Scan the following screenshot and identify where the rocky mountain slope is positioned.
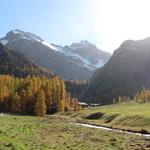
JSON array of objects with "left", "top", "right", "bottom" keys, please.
[{"left": 0, "top": 30, "right": 111, "bottom": 80}]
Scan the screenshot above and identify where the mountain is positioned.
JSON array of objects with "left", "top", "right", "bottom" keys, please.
[
  {"left": 0, "top": 30, "right": 111, "bottom": 80},
  {"left": 87, "top": 38, "right": 150, "bottom": 104},
  {"left": 62, "top": 41, "right": 111, "bottom": 71},
  {"left": 0, "top": 43, "right": 53, "bottom": 78}
]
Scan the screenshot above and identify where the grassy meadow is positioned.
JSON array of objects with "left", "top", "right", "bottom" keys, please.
[
  {"left": 63, "top": 102, "right": 150, "bottom": 133},
  {"left": 0, "top": 114, "right": 150, "bottom": 150},
  {"left": 0, "top": 102, "right": 150, "bottom": 149}
]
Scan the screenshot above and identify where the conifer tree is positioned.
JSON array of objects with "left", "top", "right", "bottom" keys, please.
[
  {"left": 12, "top": 92, "right": 21, "bottom": 113},
  {"left": 20, "top": 89, "right": 26, "bottom": 113},
  {"left": 57, "top": 100, "right": 65, "bottom": 112},
  {"left": 34, "top": 89, "right": 46, "bottom": 116}
]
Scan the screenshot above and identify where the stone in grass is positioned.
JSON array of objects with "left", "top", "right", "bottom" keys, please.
[
  {"left": 6, "top": 143, "right": 14, "bottom": 148},
  {"left": 109, "top": 138, "right": 118, "bottom": 145}
]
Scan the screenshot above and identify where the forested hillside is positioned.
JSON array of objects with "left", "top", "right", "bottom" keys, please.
[
  {"left": 0, "top": 43, "right": 53, "bottom": 78},
  {"left": 87, "top": 38, "right": 150, "bottom": 104},
  {"left": 65, "top": 80, "right": 88, "bottom": 99}
]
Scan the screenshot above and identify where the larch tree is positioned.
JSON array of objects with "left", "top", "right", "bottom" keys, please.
[
  {"left": 34, "top": 89, "right": 46, "bottom": 116},
  {"left": 20, "top": 89, "right": 27, "bottom": 113},
  {"left": 12, "top": 92, "right": 21, "bottom": 113}
]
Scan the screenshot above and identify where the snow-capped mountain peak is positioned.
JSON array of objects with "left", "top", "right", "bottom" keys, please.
[
  {"left": 3, "top": 29, "right": 59, "bottom": 51},
  {"left": 0, "top": 29, "right": 111, "bottom": 75},
  {"left": 70, "top": 40, "right": 96, "bottom": 49},
  {"left": 11, "top": 29, "right": 43, "bottom": 42},
  {"left": 62, "top": 41, "right": 111, "bottom": 70}
]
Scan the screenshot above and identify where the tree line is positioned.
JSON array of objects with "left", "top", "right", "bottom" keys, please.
[
  {"left": 113, "top": 87, "right": 150, "bottom": 104},
  {"left": 0, "top": 75, "right": 81, "bottom": 116},
  {"left": 65, "top": 80, "right": 88, "bottom": 99}
]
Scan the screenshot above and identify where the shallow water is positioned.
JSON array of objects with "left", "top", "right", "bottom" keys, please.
[{"left": 75, "top": 123, "right": 150, "bottom": 138}]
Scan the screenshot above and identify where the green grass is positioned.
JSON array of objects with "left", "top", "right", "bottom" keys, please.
[
  {"left": 62, "top": 102, "right": 150, "bottom": 133},
  {"left": 0, "top": 114, "right": 150, "bottom": 150}
]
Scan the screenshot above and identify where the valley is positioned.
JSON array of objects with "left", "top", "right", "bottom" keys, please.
[
  {"left": 0, "top": 30, "right": 150, "bottom": 149},
  {"left": 1, "top": 0, "right": 150, "bottom": 149},
  {"left": 0, "top": 111, "right": 150, "bottom": 150},
  {"left": 0, "top": 30, "right": 150, "bottom": 150}
]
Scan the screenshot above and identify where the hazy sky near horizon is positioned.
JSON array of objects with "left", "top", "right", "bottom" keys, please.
[{"left": 1, "top": 0, "right": 150, "bottom": 53}]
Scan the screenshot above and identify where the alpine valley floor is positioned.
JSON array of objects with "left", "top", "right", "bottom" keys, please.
[{"left": 0, "top": 103, "right": 150, "bottom": 150}]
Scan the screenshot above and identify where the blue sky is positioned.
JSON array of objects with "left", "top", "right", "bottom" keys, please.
[
  {"left": 0, "top": 0, "right": 99, "bottom": 49},
  {"left": 1, "top": 0, "right": 150, "bottom": 52}
]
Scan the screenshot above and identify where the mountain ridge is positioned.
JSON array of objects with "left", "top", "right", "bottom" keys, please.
[{"left": 0, "top": 29, "right": 111, "bottom": 80}]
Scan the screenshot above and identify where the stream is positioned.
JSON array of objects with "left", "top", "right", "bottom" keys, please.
[{"left": 75, "top": 122, "right": 150, "bottom": 138}]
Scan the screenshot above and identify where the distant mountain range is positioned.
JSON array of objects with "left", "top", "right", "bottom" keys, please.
[
  {"left": 0, "top": 30, "right": 111, "bottom": 80},
  {"left": 0, "top": 43, "right": 53, "bottom": 78},
  {"left": 87, "top": 38, "right": 150, "bottom": 104}
]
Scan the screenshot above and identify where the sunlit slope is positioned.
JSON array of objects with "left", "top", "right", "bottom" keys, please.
[
  {"left": 67, "top": 103, "right": 150, "bottom": 133},
  {"left": 88, "top": 38, "right": 150, "bottom": 104}
]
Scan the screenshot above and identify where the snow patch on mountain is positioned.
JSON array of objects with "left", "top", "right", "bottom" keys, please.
[
  {"left": 55, "top": 47, "right": 102, "bottom": 70},
  {"left": 41, "top": 41, "right": 59, "bottom": 51},
  {"left": 11, "top": 30, "right": 59, "bottom": 51},
  {"left": 95, "top": 60, "right": 104, "bottom": 68},
  {"left": 12, "top": 30, "right": 21, "bottom": 34},
  {"left": 0, "top": 39, "right": 8, "bottom": 45},
  {"left": 70, "top": 40, "right": 95, "bottom": 49}
]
